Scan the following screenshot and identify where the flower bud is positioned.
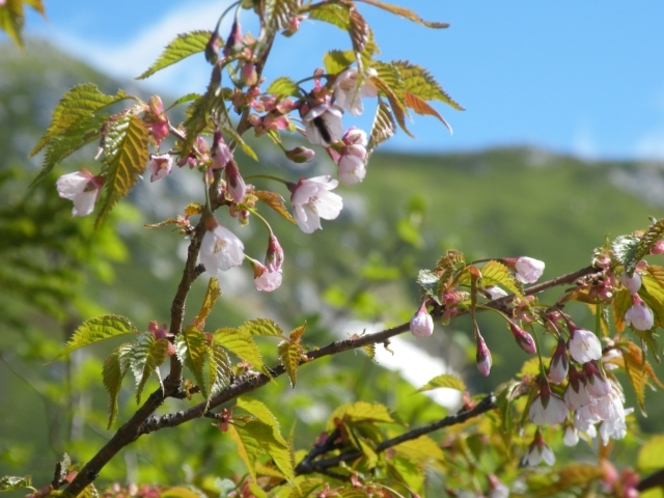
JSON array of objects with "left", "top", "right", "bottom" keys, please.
[
  {"left": 241, "top": 62, "right": 258, "bottom": 87},
  {"left": 620, "top": 272, "right": 642, "bottom": 295},
  {"left": 509, "top": 322, "right": 537, "bottom": 355},
  {"left": 511, "top": 256, "right": 545, "bottom": 284},
  {"left": 409, "top": 304, "right": 434, "bottom": 338},
  {"left": 475, "top": 332, "right": 492, "bottom": 376},
  {"left": 223, "top": 20, "right": 243, "bottom": 57},
  {"left": 548, "top": 336, "right": 569, "bottom": 384},
  {"left": 148, "top": 154, "right": 174, "bottom": 182},
  {"left": 265, "top": 233, "right": 284, "bottom": 273},
  {"left": 285, "top": 146, "right": 316, "bottom": 163},
  {"left": 205, "top": 31, "right": 221, "bottom": 64},
  {"left": 224, "top": 161, "right": 247, "bottom": 203},
  {"left": 625, "top": 294, "right": 654, "bottom": 331}
]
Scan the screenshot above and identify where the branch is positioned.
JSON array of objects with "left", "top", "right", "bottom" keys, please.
[
  {"left": 138, "top": 264, "right": 598, "bottom": 436},
  {"left": 637, "top": 468, "right": 664, "bottom": 492},
  {"left": 294, "top": 394, "right": 496, "bottom": 475}
]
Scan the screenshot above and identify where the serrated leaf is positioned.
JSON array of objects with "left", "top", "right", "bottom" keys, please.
[
  {"left": 214, "top": 328, "right": 268, "bottom": 376},
  {"left": 349, "top": 7, "right": 369, "bottom": 68},
  {"left": 228, "top": 420, "right": 295, "bottom": 484},
  {"left": 362, "top": 342, "right": 375, "bottom": 360},
  {"left": 31, "top": 83, "right": 130, "bottom": 158},
  {"left": 194, "top": 278, "right": 221, "bottom": 329},
  {"left": 612, "top": 234, "right": 641, "bottom": 273},
  {"left": 79, "top": 484, "right": 100, "bottom": 498},
  {"left": 404, "top": 91, "right": 452, "bottom": 133},
  {"left": 239, "top": 317, "right": 284, "bottom": 337},
  {"left": 167, "top": 92, "right": 201, "bottom": 110},
  {"left": 96, "top": 113, "right": 149, "bottom": 227},
  {"left": 394, "top": 435, "right": 445, "bottom": 464},
  {"left": 481, "top": 260, "right": 524, "bottom": 300},
  {"left": 266, "top": 77, "right": 300, "bottom": 98},
  {"left": 52, "top": 314, "right": 139, "bottom": 361},
  {"left": 417, "top": 373, "right": 466, "bottom": 393},
  {"left": 367, "top": 98, "right": 396, "bottom": 154},
  {"left": 278, "top": 339, "right": 303, "bottom": 388},
  {"left": 416, "top": 269, "right": 442, "bottom": 305},
  {"left": 391, "top": 60, "right": 463, "bottom": 110},
  {"left": 372, "top": 76, "right": 413, "bottom": 137},
  {"left": 210, "top": 342, "right": 233, "bottom": 396},
  {"left": 237, "top": 397, "right": 287, "bottom": 445},
  {"left": 175, "top": 327, "right": 209, "bottom": 397},
  {"left": 632, "top": 219, "right": 664, "bottom": 269},
  {"left": 290, "top": 323, "right": 306, "bottom": 342},
  {"left": 0, "top": 475, "right": 32, "bottom": 492},
  {"left": 356, "top": 0, "right": 450, "bottom": 28},
  {"left": 0, "top": 0, "right": 26, "bottom": 48},
  {"left": 138, "top": 30, "right": 212, "bottom": 80},
  {"left": 130, "top": 332, "right": 170, "bottom": 404},
  {"left": 638, "top": 434, "right": 664, "bottom": 473},
  {"left": 267, "top": 0, "right": 302, "bottom": 32},
  {"left": 326, "top": 401, "right": 396, "bottom": 432},
  {"left": 642, "top": 265, "right": 664, "bottom": 333},
  {"left": 323, "top": 50, "right": 355, "bottom": 75},
  {"left": 613, "top": 287, "right": 632, "bottom": 333},
  {"left": 102, "top": 342, "right": 132, "bottom": 428},
  {"left": 161, "top": 486, "right": 206, "bottom": 498},
  {"left": 254, "top": 190, "right": 296, "bottom": 224},
  {"left": 307, "top": 2, "right": 350, "bottom": 30},
  {"left": 288, "top": 478, "right": 323, "bottom": 498},
  {"left": 621, "top": 341, "right": 649, "bottom": 413},
  {"left": 219, "top": 113, "right": 258, "bottom": 161}
]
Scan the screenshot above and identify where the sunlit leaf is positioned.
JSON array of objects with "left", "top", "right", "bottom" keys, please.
[
  {"left": 480, "top": 260, "right": 524, "bottom": 300},
  {"left": 130, "top": 332, "right": 170, "bottom": 404},
  {"left": 307, "top": 2, "right": 350, "bottom": 30},
  {"left": 632, "top": 219, "right": 664, "bottom": 268},
  {"left": 612, "top": 234, "right": 640, "bottom": 274},
  {"left": 372, "top": 76, "right": 413, "bottom": 137},
  {"left": 267, "top": 0, "right": 302, "bottom": 32},
  {"left": 96, "top": 113, "right": 150, "bottom": 227},
  {"left": 213, "top": 329, "right": 268, "bottom": 376},
  {"left": 417, "top": 374, "right": 466, "bottom": 393},
  {"left": 239, "top": 317, "right": 284, "bottom": 337},
  {"left": 394, "top": 435, "right": 445, "bottom": 464},
  {"left": 278, "top": 325, "right": 306, "bottom": 388},
  {"left": 266, "top": 76, "right": 300, "bottom": 98},
  {"left": 237, "top": 397, "right": 287, "bottom": 445},
  {"left": 391, "top": 60, "right": 464, "bottom": 110},
  {"left": 613, "top": 287, "right": 632, "bottom": 334},
  {"left": 326, "top": 401, "right": 396, "bottom": 431},
  {"left": 194, "top": 277, "right": 221, "bottom": 328},
  {"left": 138, "top": 31, "right": 212, "bottom": 80},
  {"left": 161, "top": 486, "right": 206, "bottom": 498},
  {"left": 348, "top": 6, "right": 369, "bottom": 68},
  {"left": 103, "top": 342, "right": 132, "bottom": 428},
  {"left": 52, "top": 314, "right": 139, "bottom": 361},
  {"left": 0, "top": 475, "right": 32, "bottom": 492},
  {"left": 323, "top": 50, "right": 355, "bottom": 75},
  {"left": 638, "top": 434, "right": 664, "bottom": 473},
  {"left": 416, "top": 269, "right": 442, "bottom": 305},
  {"left": 254, "top": 190, "right": 296, "bottom": 224},
  {"left": 367, "top": 98, "right": 396, "bottom": 155},
  {"left": 403, "top": 91, "right": 452, "bottom": 133},
  {"left": 356, "top": 0, "right": 450, "bottom": 28},
  {"left": 175, "top": 327, "right": 209, "bottom": 397}
]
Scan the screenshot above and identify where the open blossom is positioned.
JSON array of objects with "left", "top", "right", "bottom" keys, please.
[
  {"left": 148, "top": 154, "right": 173, "bottom": 182},
  {"left": 583, "top": 361, "right": 612, "bottom": 398},
  {"left": 338, "top": 146, "right": 367, "bottom": 185},
  {"left": 625, "top": 294, "right": 654, "bottom": 331},
  {"left": 563, "top": 426, "right": 579, "bottom": 447},
  {"left": 333, "top": 67, "right": 378, "bottom": 116},
  {"left": 252, "top": 261, "right": 282, "bottom": 292},
  {"left": 568, "top": 326, "right": 602, "bottom": 364},
  {"left": 200, "top": 222, "right": 245, "bottom": 275},
  {"left": 56, "top": 169, "right": 103, "bottom": 217},
  {"left": 523, "top": 431, "right": 555, "bottom": 466},
  {"left": 564, "top": 365, "right": 592, "bottom": 410},
  {"left": 513, "top": 256, "right": 545, "bottom": 284},
  {"left": 301, "top": 104, "right": 343, "bottom": 146},
  {"left": 290, "top": 175, "right": 343, "bottom": 233},
  {"left": 409, "top": 303, "right": 434, "bottom": 338},
  {"left": 529, "top": 381, "right": 569, "bottom": 426}
]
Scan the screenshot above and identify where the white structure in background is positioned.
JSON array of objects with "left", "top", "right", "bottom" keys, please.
[{"left": 337, "top": 321, "right": 463, "bottom": 410}]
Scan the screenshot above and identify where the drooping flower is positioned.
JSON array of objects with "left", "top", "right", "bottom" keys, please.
[
  {"left": 509, "top": 322, "right": 537, "bottom": 354},
  {"left": 224, "top": 160, "right": 247, "bottom": 203},
  {"left": 56, "top": 169, "right": 103, "bottom": 217},
  {"left": 620, "top": 272, "right": 642, "bottom": 295},
  {"left": 251, "top": 260, "right": 282, "bottom": 292},
  {"left": 528, "top": 381, "right": 569, "bottom": 426},
  {"left": 487, "top": 475, "right": 509, "bottom": 498},
  {"left": 301, "top": 103, "right": 344, "bottom": 146},
  {"left": 212, "top": 130, "right": 233, "bottom": 169},
  {"left": 475, "top": 331, "right": 492, "bottom": 377},
  {"left": 333, "top": 67, "right": 378, "bottom": 116},
  {"left": 409, "top": 303, "right": 434, "bottom": 338},
  {"left": 145, "top": 95, "right": 169, "bottom": 145},
  {"left": 625, "top": 294, "right": 654, "bottom": 331},
  {"left": 563, "top": 426, "right": 579, "bottom": 447},
  {"left": 338, "top": 146, "right": 367, "bottom": 185},
  {"left": 563, "top": 365, "right": 592, "bottom": 410},
  {"left": 265, "top": 233, "right": 284, "bottom": 273},
  {"left": 583, "top": 361, "right": 612, "bottom": 398},
  {"left": 290, "top": 175, "right": 343, "bottom": 233},
  {"left": 548, "top": 336, "right": 569, "bottom": 384},
  {"left": 523, "top": 431, "right": 556, "bottom": 466},
  {"left": 148, "top": 154, "right": 174, "bottom": 182},
  {"left": 568, "top": 326, "right": 602, "bottom": 364},
  {"left": 200, "top": 220, "right": 245, "bottom": 275},
  {"left": 512, "top": 256, "right": 545, "bottom": 284}
]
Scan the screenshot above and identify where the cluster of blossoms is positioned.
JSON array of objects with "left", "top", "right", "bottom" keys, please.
[{"left": 55, "top": 17, "right": 382, "bottom": 296}]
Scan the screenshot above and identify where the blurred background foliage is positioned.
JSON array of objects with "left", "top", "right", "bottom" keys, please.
[{"left": 2, "top": 40, "right": 664, "bottom": 495}]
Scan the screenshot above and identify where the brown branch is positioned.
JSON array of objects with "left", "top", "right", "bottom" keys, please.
[
  {"left": 294, "top": 394, "right": 496, "bottom": 475},
  {"left": 637, "top": 468, "right": 664, "bottom": 492}
]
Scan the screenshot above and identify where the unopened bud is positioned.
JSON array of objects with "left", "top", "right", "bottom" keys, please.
[
  {"left": 285, "top": 146, "right": 316, "bottom": 163},
  {"left": 409, "top": 303, "right": 434, "bottom": 338},
  {"left": 475, "top": 332, "right": 492, "bottom": 376},
  {"left": 205, "top": 31, "right": 221, "bottom": 64}
]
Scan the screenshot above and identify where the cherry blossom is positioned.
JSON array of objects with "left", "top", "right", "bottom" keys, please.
[
  {"left": 148, "top": 154, "right": 173, "bottom": 182},
  {"left": 529, "top": 382, "right": 569, "bottom": 426},
  {"left": 523, "top": 431, "right": 555, "bottom": 466},
  {"left": 301, "top": 104, "right": 343, "bottom": 146},
  {"left": 56, "top": 169, "right": 103, "bottom": 217},
  {"left": 509, "top": 322, "right": 537, "bottom": 354},
  {"left": 508, "top": 256, "right": 545, "bottom": 284},
  {"left": 409, "top": 303, "right": 434, "bottom": 338},
  {"left": 620, "top": 272, "right": 642, "bottom": 295},
  {"left": 548, "top": 336, "right": 569, "bottom": 384},
  {"left": 290, "top": 175, "right": 343, "bottom": 233},
  {"left": 568, "top": 326, "right": 602, "bottom": 364},
  {"left": 224, "top": 161, "right": 247, "bottom": 203},
  {"left": 252, "top": 261, "right": 282, "bottom": 292},
  {"left": 333, "top": 67, "right": 378, "bottom": 116},
  {"left": 200, "top": 222, "right": 245, "bottom": 275},
  {"left": 625, "top": 294, "right": 654, "bottom": 331},
  {"left": 563, "top": 426, "right": 579, "bottom": 447},
  {"left": 485, "top": 285, "right": 508, "bottom": 300}
]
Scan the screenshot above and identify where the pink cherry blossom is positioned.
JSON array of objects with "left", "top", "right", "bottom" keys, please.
[
  {"left": 333, "top": 67, "right": 378, "bottom": 116},
  {"left": 528, "top": 382, "right": 569, "bottom": 426},
  {"left": 523, "top": 431, "right": 555, "bottom": 466},
  {"left": 563, "top": 365, "right": 592, "bottom": 410},
  {"left": 252, "top": 261, "right": 282, "bottom": 292},
  {"left": 563, "top": 426, "right": 579, "bottom": 447},
  {"left": 56, "top": 169, "right": 103, "bottom": 217},
  {"left": 224, "top": 161, "right": 247, "bottom": 203},
  {"left": 212, "top": 131, "right": 233, "bottom": 169},
  {"left": 265, "top": 233, "right": 284, "bottom": 273},
  {"left": 475, "top": 332, "right": 492, "bottom": 377},
  {"left": 338, "top": 147, "right": 367, "bottom": 185},
  {"left": 620, "top": 272, "right": 642, "bottom": 295},
  {"left": 285, "top": 146, "right": 315, "bottom": 163},
  {"left": 625, "top": 294, "right": 654, "bottom": 331},
  {"left": 568, "top": 326, "right": 602, "bottom": 364},
  {"left": 583, "top": 361, "right": 612, "bottom": 398},
  {"left": 509, "top": 322, "right": 537, "bottom": 354},
  {"left": 513, "top": 256, "right": 545, "bottom": 284},
  {"left": 200, "top": 223, "right": 245, "bottom": 275},
  {"left": 148, "top": 154, "right": 174, "bottom": 182},
  {"left": 548, "top": 337, "right": 569, "bottom": 384},
  {"left": 290, "top": 175, "right": 343, "bottom": 233},
  {"left": 409, "top": 303, "right": 434, "bottom": 338},
  {"left": 301, "top": 104, "right": 344, "bottom": 146}
]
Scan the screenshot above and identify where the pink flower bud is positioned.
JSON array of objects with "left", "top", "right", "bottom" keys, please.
[
  {"left": 620, "top": 272, "right": 642, "bottom": 294},
  {"left": 510, "top": 256, "right": 545, "bottom": 284},
  {"left": 625, "top": 294, "right": 654, "bottom": 331},
  {"left": 265, "top": 233, "right": 284, "bottom": 272},
  {"left": 509, "top": 322, "right": 537, "bottom": 354},
  {"left": 285, "top": 146, "right": 316, "bottom": 163},
  {"left": 475, "top": 332, "right": 492, "bottom": 376},
  {"left": 409, "top": 303, "right": 434, "bottom": 338},
  {"left": 548, "top": 336, "right": 569, "bottom": 384},
  {"left": 205, "top": 31, "right": 221, "bottom": 64},
  {"left": 650, "top": 240, "right": 664, "bottom": 255},
  {"left": 223, "top": 20, "right": 243, "bottom": 57},
  {"left": 338, "top": 146, "right": 367, "bottom": 185},
  {"left": 224, "top": 161, "right": 247, "bottom": 203},
  {"left": 212, "top": 130, "right": 233, "bottom": 169},
  {"left": 241, "top": 62, "right": 258, "bottom": 87}
]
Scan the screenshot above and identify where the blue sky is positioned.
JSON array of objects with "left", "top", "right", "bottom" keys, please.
[{"left": 16, "top": 1, "right": 664, "bottom": 161}]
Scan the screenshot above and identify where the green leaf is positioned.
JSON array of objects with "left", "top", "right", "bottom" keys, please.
[
  {"left": 209, "top": 342, "right": 233, "bottom": 397},
  {"left": 102, "top": 343, "right": 132, "bottom": 428},
  {"left": 237, "top": 397, "right": 287, "bottom": 445},
  {"left": 416, "top": 269, "right": 442, "bottom": 305},
  {"left": 356, "top": 0, "right": 450, "bottom": 28},
  {"left": 307, "top": 2, "right": 350, "bottom": 30},
  {"left": 612, "top": 234, "right": 641, "bottom": 274},
  {"left": 613, "top": 287, "right": 632, "bottom": 333},
  {"left": 394, "top": 435, "right": 445, "bottom": 464},
  {"left": 0, "top": 0, "right": 25, "bottom": 48},
  {"left": 52, "top": 314, "right": 139, "bottom": 361},
  {"left": 0, "top": 475, "right": 32, "bottom": 492},
  {"left": 323, "top": 50, "right": 355, "bottom": 75},
  {"left": 175, "top": 327, "right": 209, "bottom": 397},
  {"left": 287, "top": 478, "right": 323, "bottom": 498},
  {"left": 31, "top": 83, "right": 130, "bottom": 158},
  {"left": 228, "top": 420, "right": 295, "bottom": 484},
  {"left": 239, "top": 317, "right": 284, "bottom": 337},
  {"left": 266, "top": 77, "right": 300, "bottom": 98},
  {"left": 96, "top": 112, "right": 149, "bottom": 226},
  {"left": 138, "top": 30, "right": 212, "bottom": 80},
  {"left": 130, "top": 332, "right": 170, "bottom": 404},
  {"left": 638, "top": 434, "right": 664, "bottom": 473},
  {"left": 417, "top": 373, "right": 466, "bottom": 393},
  {"left": 194, "top": 277, "right": 221, "bottom": 328},
  {"left": 326, "top": 401, "right": 396, "bottom": 432},
  {"left": 254, "top": 190, "right": 296, "bottom": 224},
  {"left": 367, "top": 98, "right": 396, "bottom": 154},
  {"left": 278, "top": 325, "right": 306, "bottom": 388},
  {"left": 391, "top": 60, "right": 463, "bottom": 110},
  {"left": 213, "top": 329, "right": 268, "bottom": 376},
  {"left": 167, "top": 92, "right": 202, "bottom": 110},
  {"left": 481, "top": 260, "right": 524, "bottom": 300},
  {"left": 267, "top": 0, "right": 302, "bottom": 32},
  {"left": 161, "top": 486, "right": 207, "bottom": 498}
]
